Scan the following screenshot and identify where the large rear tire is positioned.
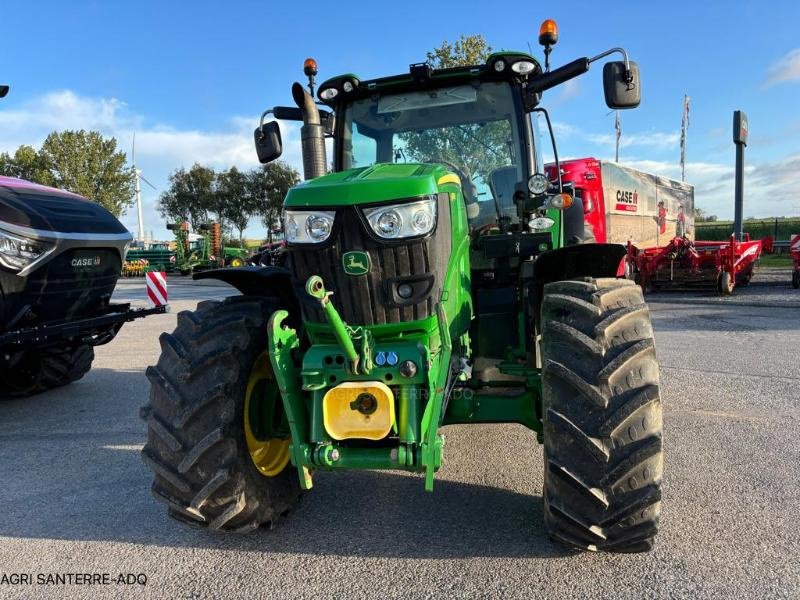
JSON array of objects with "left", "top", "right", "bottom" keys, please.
[
  {"left": 141, "top": 296, "right": 301, "bottom": 532},
  {"left": 0, "top": 345, "right": 94, "bottom": 398},
  {"left": 540, "top": 277, "right": 662, "bottom": 553}
]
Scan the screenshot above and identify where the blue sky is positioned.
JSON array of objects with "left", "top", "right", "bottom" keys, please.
[{"left": 2, "top": 0, "right": 799, "bottom": 239}]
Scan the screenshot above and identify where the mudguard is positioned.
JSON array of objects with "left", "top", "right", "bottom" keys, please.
[
  {"left": 530, "top": 243, "right": 627, "bottom": 315},
  {"left": 193, "top": 266, "right": 300, "bottom": 316}
]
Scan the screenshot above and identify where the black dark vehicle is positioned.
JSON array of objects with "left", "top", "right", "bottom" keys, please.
[{"left": 0, "top": 176, "right": 165, "bottom": 397}]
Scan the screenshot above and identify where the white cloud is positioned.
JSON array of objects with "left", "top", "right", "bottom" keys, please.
[
  {"left": 620, "top": 156, "right": 800, "bottom": 219},
  {"left": 0, "top": 90, "right": 305, "bottom": 239},
  {"left": 764, "top": 48, "right": 800, "bottom": 87}
]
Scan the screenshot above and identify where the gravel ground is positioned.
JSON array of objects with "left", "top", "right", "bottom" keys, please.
[{"left": 0, "top": 275, "right": 798, "bottom": 599}]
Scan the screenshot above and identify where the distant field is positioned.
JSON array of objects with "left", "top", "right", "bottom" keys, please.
[{"left": 695, "top": 218, "right": 800, "bottom": 241}]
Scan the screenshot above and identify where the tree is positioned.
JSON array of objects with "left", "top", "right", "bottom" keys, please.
[
  {"left": 248, "top": 162, "right": 300, "bottom": 242},
  {"left": 158, "top": 164, "right": 216, "bottom": 229},
  {"left": 217, "top": 166, "right": 255, "bottom": 244},
  {"left": 425, "top": 34, "right": 493, "bottom": 69},
  {"left": 38, "top": 130, "right": 135, "bottom": 216},
  {"left": 0, "top": 145, "right": 51, "bottom": 183},
  {"left": 402, "top": 35, "right": 510, "bottom": 183}
]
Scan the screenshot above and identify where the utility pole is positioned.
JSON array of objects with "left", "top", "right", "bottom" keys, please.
[
  {"left": 131, "top": 132, "right": 157, "bottom": 242},
  {"left": 614, "top": 110, "right": 621, "bottom": 163},
  {"left": 132, "top": 133, "right": 145, "bottom": 241},
  {"left": 680, "top": 94, "right": 690, "bottom": 181}
]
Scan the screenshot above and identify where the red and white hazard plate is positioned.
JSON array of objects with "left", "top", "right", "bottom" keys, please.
[{"left": 145, "top": 271, "right": 168, "bottom": 307}]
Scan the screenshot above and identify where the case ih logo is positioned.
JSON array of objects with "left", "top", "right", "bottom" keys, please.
[
  {"left": 615, "top": 189, "right": 639, "bottom": 212},
  {"left": 71, "top": 256, "right": 101, "bottom": 268}
]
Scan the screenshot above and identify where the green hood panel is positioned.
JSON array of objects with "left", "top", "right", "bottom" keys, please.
[{"left": 284, "top": 163, "right": 452, "bottom": 208}]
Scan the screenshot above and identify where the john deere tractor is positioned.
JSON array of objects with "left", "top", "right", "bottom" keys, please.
[{"left": 142, "top": 21, "right": 662, "bottom": 552}]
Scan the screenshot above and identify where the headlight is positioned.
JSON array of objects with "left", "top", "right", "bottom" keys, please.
[
  {"left": 0, "top": 229, "right": 51, "bottom": 271},
  {"left": 284, "top": 210, "right": 336, "bottom": 243},
  {"left": 363, "top": 198, "right": 437, "bottom": 240},
  {"left": 528, "top": 173, "right": 549, "bottom": 195},
  {"left": 511, "top": 60, "right": 536, "bottom": 75},
  {"left": 529, "top": 216, "right": 555, "bottom": 231}
]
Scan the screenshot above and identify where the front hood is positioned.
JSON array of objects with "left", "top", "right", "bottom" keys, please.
[
  {"left": 284, "top": 163, "right": 453, "bottom": 208},
  {"left": 0, "top": 177, "right": 128, "bottom": 235}
]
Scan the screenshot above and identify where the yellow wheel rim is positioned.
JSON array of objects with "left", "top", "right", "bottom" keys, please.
[
  {"left": 244, "top": 352, "right": 291, "bottom": 477},
  {"left": 231, "top": 257, "right": 245, "bottom": 267}
]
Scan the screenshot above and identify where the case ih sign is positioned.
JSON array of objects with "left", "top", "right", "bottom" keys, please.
[{"left": 615, "top": 189, "right": 639, "bottom": 212}]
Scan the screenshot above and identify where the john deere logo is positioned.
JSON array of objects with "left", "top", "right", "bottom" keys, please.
[{"left": 342, "top": 251, "right": 370, "bottom": 276}]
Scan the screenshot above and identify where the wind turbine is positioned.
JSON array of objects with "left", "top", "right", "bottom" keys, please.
[{"left": 131, "top": 132, "right": 157, "bottom": 241}]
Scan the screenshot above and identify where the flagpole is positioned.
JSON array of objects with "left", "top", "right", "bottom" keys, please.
[{"left": 680, "top": 94, "right": 690, "bottom": 181}]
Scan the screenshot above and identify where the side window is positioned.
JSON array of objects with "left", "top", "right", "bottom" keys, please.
[{"left": 530, "top": 113, "right": 545, "bottom": 174}]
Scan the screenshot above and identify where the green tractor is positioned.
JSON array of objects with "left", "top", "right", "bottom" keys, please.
[{"left": 142, "top": 22, "right": 662, "bottom": 552}]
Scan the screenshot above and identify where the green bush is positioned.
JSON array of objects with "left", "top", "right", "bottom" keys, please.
[{"left": 695, "top": 218, "right": 800, "bottom": 241}]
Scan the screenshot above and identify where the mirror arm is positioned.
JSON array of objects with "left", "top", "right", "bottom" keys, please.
[
  {"left": 527, "top": 58, "right": 590, "bottom": 93},
  {"left": 589, "top": 47, "right": 633, "bottom": 85},
  {"left": 257, "top": 109, "right": 274, "bottom": 136}
]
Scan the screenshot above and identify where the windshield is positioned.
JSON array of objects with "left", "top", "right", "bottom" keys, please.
[{"left": 341, "top": 81, "right": 525, "bottom": 227}]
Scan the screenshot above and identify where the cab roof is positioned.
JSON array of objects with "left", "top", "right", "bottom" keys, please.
[{"left": 317, "top": 52, "right": 542, "bottom": 106}]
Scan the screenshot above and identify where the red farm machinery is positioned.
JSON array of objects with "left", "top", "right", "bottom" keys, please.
[
  {"left": 791, "top": 234, "right": 800, "bottom": 289},
  {"left": 545, "top": 157, "right": 766, "bottom": 295}
]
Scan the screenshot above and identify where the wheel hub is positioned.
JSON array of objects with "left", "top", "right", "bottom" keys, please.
[{"left": 243, "top": 352, "right": 290, "bottom": 477}]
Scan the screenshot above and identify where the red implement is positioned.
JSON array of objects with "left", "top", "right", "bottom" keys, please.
[
  {"left": 790, "top": 234, "right": 800, "bottom": 289},
  {"left": 626, "top": 234, "right": 764, "bottom": 295}
]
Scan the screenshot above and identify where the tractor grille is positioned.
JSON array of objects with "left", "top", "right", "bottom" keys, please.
[
  {"left": 2, "top": 248, "right": 121, "bottom": 328},
  {"left": 288, "top": 194, "right": 451, "bottom": 326}
]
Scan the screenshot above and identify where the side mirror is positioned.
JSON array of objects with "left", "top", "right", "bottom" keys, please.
[
  {"left": 254, "top": 121, "right": 283, "bottom": 164},
  {"left": 603, "top": 61, "right": 641, "bottom": 109},
  {"left": 166, "top": 223, "right": 178, "bottom": 231}
]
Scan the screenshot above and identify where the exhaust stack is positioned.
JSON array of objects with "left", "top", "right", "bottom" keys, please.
[{"left": 292, "top": 82, "right": 327, "bottom": 180}]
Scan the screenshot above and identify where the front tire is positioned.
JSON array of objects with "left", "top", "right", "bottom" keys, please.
[
  {"left": 141, "top": 296, "right": 301, "bottom": 532},
  {"left": 540, "top": 278, "right": 662, "bottom": 553},
  {"left": 0, "top": 345, "right": 94, "bottom": 398}
]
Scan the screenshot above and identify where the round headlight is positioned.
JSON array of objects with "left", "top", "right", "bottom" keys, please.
[
  {"left": 493, "top": 60, "right": 506, "bottom": 72},
  {"left": 511, "top": 61, "right": 535, "bottom": 75},
  {"left": 411, "top": 209, "right": 433, "bottom": 234},
  {"left": 376, "top": 210, "right": 402, "bottom": 238},
  {"left": 342, "top": 80, "right": 354, "bottom": 93},
  {"left": 306, "top": 214, "right": 332, "bottom": 241},
  {"left": 285, "top": 214, "right": 300, "bottom": 242},
  {"left": 528, "top": 173, "right": 549, "bottom": 195},
  {"left": 319, "top": 87, "right": 338, "bottom": 100}
]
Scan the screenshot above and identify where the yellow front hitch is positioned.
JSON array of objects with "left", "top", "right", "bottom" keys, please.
[{"left": 322, "top": 381, "right": 395, "bottom": 441}]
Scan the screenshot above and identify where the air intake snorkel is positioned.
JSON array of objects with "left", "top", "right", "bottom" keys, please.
[{"left": 292, "top": 82, "right": 328, "bottom": 180}]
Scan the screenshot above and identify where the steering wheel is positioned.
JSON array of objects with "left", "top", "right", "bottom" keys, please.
[{"left": 427, "top": 160, "right": 478, "bottom": 205}]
